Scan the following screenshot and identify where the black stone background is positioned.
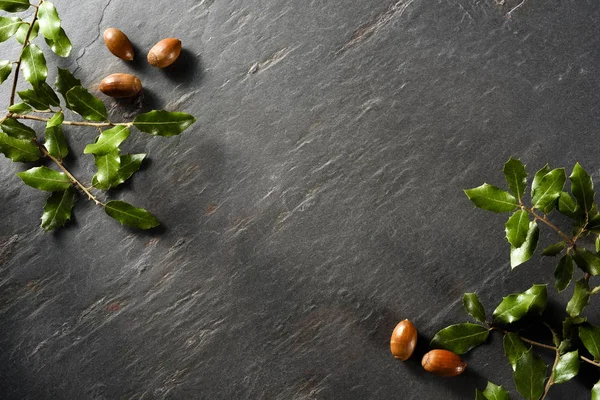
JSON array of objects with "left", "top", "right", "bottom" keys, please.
[{"left": 1, "top": 0, "right": 600, "bottom": 398}]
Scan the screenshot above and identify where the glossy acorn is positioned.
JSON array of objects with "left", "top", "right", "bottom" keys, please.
[
  {"left": 103, "top": 28, "right": 134, "bottom": 61},
  {"left": 421, "top": 349, "right": 466, "bottom": 377},
  {"left": 99, "top": 73, "right": 142, "bottom": 98},
  {"left": 147, "top": 38, "right": 182, "bottom": 68},
  {"left": 390, "top": 320, "right": 418, "bottom": 361}
]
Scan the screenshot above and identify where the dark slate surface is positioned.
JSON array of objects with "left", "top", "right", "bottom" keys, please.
[{"left": 1, "top": 0, "right": 600, "bottom": 398}]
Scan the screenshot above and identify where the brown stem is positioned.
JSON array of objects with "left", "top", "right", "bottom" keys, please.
[
  {"left": 38, "top": 144, "right": 105, "bottom": 206},
  {"left": 9, "top": 2, "right": 41, "bottom": 106},
  {"left": 541, "top": 350, "right": 559, "bottom": 400},
  {"left": 524, "top": 206, "right": 574, "bottom": 245},
  {"left": 11, "top": 113, "right": 132, "bottom": 128},
  {"left": 581, "top": 356, "right": 600, "bottom": 368}
]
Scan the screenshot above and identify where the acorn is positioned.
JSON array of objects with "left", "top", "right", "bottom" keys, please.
[
  {"left": 99, "top": 73, "right": 142, "bottom": 98},
  {"left": 421, "top": 349, "right": 467, "bottom": 377},
  {"left": 147, "top": 38, "right": 182, "bottom": 68},
  {"left": 390, "top": 320, "right": 418, "bottom": 361},
  {"left": 103, "top": 28, "right": 134, "bottom": 61}
]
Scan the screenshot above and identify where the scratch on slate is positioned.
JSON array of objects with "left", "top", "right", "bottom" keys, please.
[
  {"left": 337, "top": 0, "right": 414, "bottom": 54},
  {"left": 73, "top": 0, "right": 114, "bottom": 75},
  {"left": 246, "top": 46, "right": 299, "bottom": 75}
]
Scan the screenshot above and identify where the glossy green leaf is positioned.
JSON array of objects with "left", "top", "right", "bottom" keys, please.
[
  {"left": 430, "top": 323, "right": 489, "bottom": 354},
  {"left": 570, "top": 163, "right": 595, "bottom": 212},
  {"left": 464, "top": 183, "right": 518, "bottom": 213},
  {"left": 133, "top": 110, "right": 196, "bottom": 137},
  {"left": 104, "top": 200, "right": 160, "bottom": 229},
  {"left": 579, "top": 324, "right": 600, "bottom": 361},
  {"left": 566, "top": 279, "right": 590, "bottom": 318},
  {"left": 476, "top": 390, "right": 487, "bottom": 400},
  {"left": 20, "top": 43, "right": 47, "bottom": 84},
  {"left": 8, "top": 102, "right": 32, "bottom": 114},
  {"left": 18, "top": 88, "right": 49, "bottom": 109},
  {"left": 83, "top": 126, "right": 130, "bottom": 156},
  {"left": 531, "top": 168, "right": 565, "bottom": 213},
  {"left": 493, "top": 284, "right": 547, "bottom": 324},
  {"left": 0, "top": 131, "right": 40, "bottom": 162},
  {"left": 16, "top": 166, "right": 71, "bottom": 191},
  {"left": 0, "top": 16, "right": 21, "bottom": 42},
  {"left": 557, "top": 192, "right": 581, "bottom": 219},
  {"left": 573, "top": 248, "right": 600, "bottom": 276},
  {"left": 531, "top": 164, "right": 550, "bottom": 194},
  {"left": 0, "top": 59, "right": 11, "bottom": 84},
  {"left": 33, "top": 81, "right": 60, "bottom": 107},
  {"left": 0, "top": 0, "right": 30, "bottom": 12},
  {"left": 554, "top": 254, "right": 574, "bottom": 292},
  {"left": 38, "top": 1, "right": 61, "bottom": 41},
  {"left": 563, "top": 317, "right": 586, "bottom": 341},
  {"left": 503, "top": 157, "right": 527, "bottom": 200},
  {"left": 505, "top": 210, "right": 529, "bottom": 248},
  {"left": 558, "top": 339, "right": 572, "bottom": 355},
  {"left": 592, "top": 379, "right": 600, "bottom": 400},
  {"left": 44, "top": 27, "right": 71, "bottom": 57},
  {"left": 92, "top": 153, "right": 120, "bottom": 190},
  {"left": 463, "top": 292, "right": 486, "bottom": 323},
  {"left": 14, "top": 20, "right": 38, "bottom": 44},
  {"left": 481, "top": 382, "right": 511, "bottom": 400},
  {"left": 588, "top": 214, "right": 600, "bottom": 234},
  {"left": 45, "top": 112, "right": 68, "bottom": 160},
  {"left": 54, "top": 67, "right": 80, "bottom": 100},
  {"left": 116, "top": 153, "right": 145, "bottom": 186},
  {"left": 541, "top": 242, "right": 566, "bottom": 257},
  {"left": 510, "top": 221, "right": 539, "bottom": 269},
  {"left": 513, "top": 349, "right": 547, "bottom": 400},
  {"left": 504, "top": 332, "right": 530, "bottom": 371},
  {"left": 1, "top": 118, "right": 35, "bottom": 139},
  {"left": 41, "top": 187, "right": 76, "bottom": 231},
  {"left": 553, "top": 350, "right": 579, "bottom": 384},
  {"left": 596, "top": 236, "right": 600, "bottom": 253},
  {"left": 66, "top": 86, "right": 107, "bottom": 121}
]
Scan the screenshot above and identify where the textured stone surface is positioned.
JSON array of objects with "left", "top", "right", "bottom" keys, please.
[{"left": 1, "top": 0, "right": 600, "bottom": 398}]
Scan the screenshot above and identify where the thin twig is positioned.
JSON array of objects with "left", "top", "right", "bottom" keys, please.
[
  {"left": 11, "top": 113, "right": 132, "bottom": 128},
  {"left": 581, "top": 356, "right": 600, "bottom": 368},
  {"left": 541, "top": 350, "right": 559, "bottom": 400},
  {"left": 524, "top": 206, "right": 574, "bottom": 244}
]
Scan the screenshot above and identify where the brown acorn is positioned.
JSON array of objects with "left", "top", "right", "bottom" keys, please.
[
  {"left": 390, "top": 320, "right": 418, "bottom": 361},
  {"left": 147, "top": 38, "right": 182, "bottom": 68},
  {"left": 103, "top": 28, "right": 134, "bottom": 61},
  {"left": 98, "top": 73, "right": 142, "bottom": 98},
  {"left": 421, "top": 349, "right": 466, "bottom": 377}
]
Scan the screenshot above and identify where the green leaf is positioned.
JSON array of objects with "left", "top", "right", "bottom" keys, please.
[
  {"left": 552, "top": 350, "right": 579, "bottom": 384},
  {"left": 592, "top": 379, "right": 600, "bottom": 400},
  {"left": 557, "top": 191, "right": 581, "bottom": 219},
  {"left": 510, "top": 221, "right": 539, "bottom": 269},
  {"left": 504, "top": 332, "right": 530, "bottom": 371},
  {"left": 41, "top": 187, "right": 76, "bottom": 231},
  {"left": 133, "top": 110, "right": 196, "bottom": 137},
  {"left": 588, "top": 214, "right": 600, "bottom": 234},
  {"left": 570, "top": 163, "right": 595, "bottom": 213},
  {"left": 44, "top": 27, "right": 71, "bottom": 57},
  {"left": 558, "top": 339, "right": 572, "bottom": 355},
  {"left": 579, "top": 324, "right": 600, "bottom": 361},
  {"left": 1, "top": 118, "right": 35, "bottom": 139},
  {"left": 116, "top": 153, "right": 145, "bottom": 185},
  {"left": 563, "top": 317, "right": 586, "bottom": 341},
  {"left": 566, "top": 279, "right": 591, "bottom": 318},
  {"left": 16, "top": 166, "right": 71, "bottom": 191},
  {"left": 531, "top": 164, "right": 550, "bottom": 195},
  {"left": 493, "top": 284, "right": 547, "bottom": 324},
  {"left": 541, "top": 242, "right": 566, "bottom": 257},
  {"left": 554, "top": 254, "right": 574, "bottom": 292},
  {"left": 20, "top": 43, "right": 47, "bottom": 84},
  {"left": 0, "top": 131, "right": 40, "bottom": 162},
  {"left": 513, "top": 349, "right": 547, "bottom": 400},
  {"left": 481, "top": 381, "right": 511, "bottom": 400},
  {"left": 503, "top": 157, "right": 527, "bottom": 200},
  {"left": 54, "top": 67, "right": 80, "bottom": 101},
  {"left": 0, "top": 0, "right": 30, "bottom": 12},
  {"left": 531, "top": 168, "right": 565, "bottom": 213},
  {"left": 573, "top": 248, "right": 600, "bottom": 276},
  {"left": 0, "top": 16, "right": 22, "bottom": 42},
  {"left": 45, "top": 112, "right": 68, "bottom": 160},
  {"left": 92, "top": 153, "right": 120, "bottom": 190},
  {"left": 0, "top": 59, "right": 12, "bottom": 84},
  {"left": 476, "top": 390, "right": 487, "bottom": 400},
  {"left": 464, "top": 183, "right": 518, "bottom": 213},
  {"left": 83, "top": 126, "right": 130, "bottom": 156},
  {"left": 430, "top": 323, "right": 489, "bottom": 354},
  {"left": 8, "top": 102, "right": 32, "bottom": 114},
  {"left": 66, "top": 86, "right": 107, "bottom": 121},
  {"left": 505, "top": 210, "right": 529, "bottom": 248},
  {"left": 104, "top": 200, "right": 160, "bottom": 229},
  {"left": 463, "top": 293, "right": 486, "bottom": 323},
  {"left": 18, "top": 88, "right": 49, "bottom": 110},
  {"left": 32, "top": 81, "right": 60, "bottom": 107},
  {"left": 38, "top": 1, "right": 61, "bottom": 41},
  {"left": 597, "top": 236, "right": 600, "bottom": 253},
  {"left": 14, "top": 20, "right": 38, "bottom": 44}
]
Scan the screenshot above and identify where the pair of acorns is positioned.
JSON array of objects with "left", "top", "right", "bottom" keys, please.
[
  {"left": 98, "top": 28, "right": 182, "bottom": 98},
  {"left": 390, "top": 320, "right": 466, "bottom": 377}
]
